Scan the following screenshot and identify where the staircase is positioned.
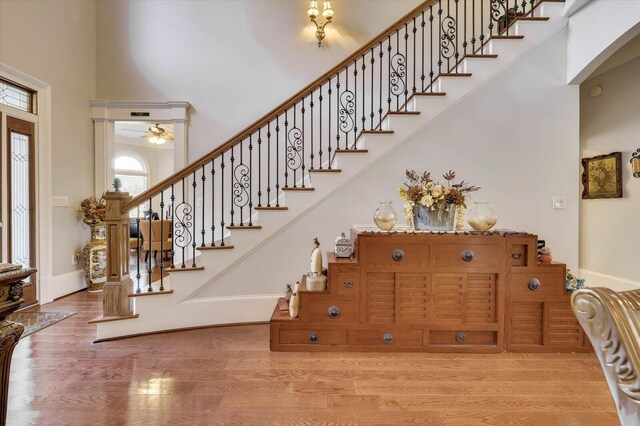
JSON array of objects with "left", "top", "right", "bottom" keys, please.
[{"left": 93, "top": 0, "right": 568, "bottom": 341}]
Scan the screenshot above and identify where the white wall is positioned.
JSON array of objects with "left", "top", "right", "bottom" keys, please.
[
  {"left": 96, "top": 0, "right": 422, "bottom": 160},
  {"left": 566, "top": 0, "right": 640, "bottom": 84},
  {"left": 580, "top": 56, "right": 640, "bottom": 290},
  {"left": 0, "top": 1, "right": 96, "bottom": 283},
  {"left": 197, "top": 29, "right": 580, "bottom": 299}
]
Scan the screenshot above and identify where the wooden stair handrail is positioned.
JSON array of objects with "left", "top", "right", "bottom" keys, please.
[{"left": 122, "top": 0, "right": 437, "bottom": 212}]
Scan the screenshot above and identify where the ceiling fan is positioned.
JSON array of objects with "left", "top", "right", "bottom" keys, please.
[{"left": 141, "top": 124, "right": 174, "bottom": 145}]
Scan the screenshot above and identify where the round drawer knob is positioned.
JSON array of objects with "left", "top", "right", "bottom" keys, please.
[
  {"left": 383, "top": 333, "right": 394, "bottom": 344},
  {"left": 392, "top": 249, "right": 405, "bottom": 262},
  {"left": 455, "top": 332, "right": 466, "bottom": 343},
  {"left": 528, "top": 278, "right": 541, "bottom": 291},
  {"left": 461, "top": 249, "right": 475, "bottom": 262},
  {"left": 308, "top": 332, "right": 319, "bottom": 343},
  {"left": 343, "top": 281, "right": 354, "bottom": 289},
  {"left": 327, "top": 305, "right": 341, "bottom": 319}
]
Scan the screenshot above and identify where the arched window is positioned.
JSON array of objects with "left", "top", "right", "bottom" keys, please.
[{"left": 114, "top": 154, "right": 148, "bottom": 196}]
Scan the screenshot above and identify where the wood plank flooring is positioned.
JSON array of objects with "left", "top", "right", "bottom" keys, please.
[{"left": 7, "top": 291, "right": 619, "bottom": 425}]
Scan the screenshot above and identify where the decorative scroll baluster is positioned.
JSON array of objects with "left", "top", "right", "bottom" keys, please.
[
  {"left": 147, "top": 198, "right": 152, "bottom": 290},
  {"left": 267, "top": 124, "right": 272, "bottom": 204},
  {"left": 284, "top": 110, "right": 289, "bottom": 187},
  {"left": 258, "top": 129, "right": 262, "bottom": 207},
  {"left": 229, "top": 147, "right": 235, "bottom": 225},
  {"left": 159, "top": 191, "right": 165, "bottom": 291},
  {"left": 191, "top": 171, "right": 197, "bottom": 266},
  {"left": 220, "top": 152, "right": 226, "bottom": 245},
  {"left": 339, "top": 66, "right": 355, "bottom": 149},
  {"left": 390, "top": 31, "right": 406, "bottom": 111},
  {"left": 201, "top": 165, "right": 206, "bottom": 247},
  {"left": 287, "top": 105, "right": 303, "bottom": 187},
  {"left": 211, "top": 159, "right": 215, "bottom": 246},
  {"left": 176, "top": 179, "right": 190, "bottom": 268},
  {"left": 232, "top": 141, "right": 249, "bottom": 224},
  {"left": 441, "top": 0, "right": 457, "bottom": 73}
]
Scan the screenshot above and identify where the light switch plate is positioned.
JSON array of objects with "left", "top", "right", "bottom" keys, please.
[
  {"left": 552, "top": 196, "right": 566, "bottom": 210},
  {"left": 52, "top": 196, "right": 69, "bottom": 207}
]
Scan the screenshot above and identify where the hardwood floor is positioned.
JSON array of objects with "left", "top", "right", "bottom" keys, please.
[{"left": 7, "top": 291, "right": 618, "bottom": 425}]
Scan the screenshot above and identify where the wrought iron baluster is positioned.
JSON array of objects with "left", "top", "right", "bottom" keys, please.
[
  {"left": 191, "top": 171, "right": 197, "bottom": 266},
  {"left": 201, "top": 165, "right": 206, "bottom": 247},
  {"left": 455, "top": 0, "right": 460, "bottom": 70},
  {"left": 529, "top": 0, "right": 535, "bottom": 18},
  {"left": 480, "top": 0, "right": 485, "bottom": 54},
  {"left": 353, "top": 59, "right": 358, "bottom": 146},
  {"left": 387, "top": 36, "right": 392, "bottom": 112},
  {"left": 438, "top": 0, "right": 443, "bottom": 75},
  {"left": 275, "top": 116, "right": 281, "bottom": 201},
  {"left": 404, "top": 24, "right": 409, "bottom": 110},
  {"left": 328, "top": 77, "right": 332, "bottom": 166},
  {"left": 472, "top": 0, "right": 476, "bottom": 53},
  {"left": 159, "top": 191, "right": 165, "bottom": 291},
  {"left": 379, "top": 42, "right": 383, "bottom": 124},
  {"left": 370, "top": 48, "right": 375, "bottom": 130},
  {"left": 430, "top": 6, "right": 434, "bottom": 91},
  {"left": 421, "top": 12, "right": 426, "bottom": 92},
  {"left": 267, "top": 123, "right": 272, "bottom": 204},
  {"left": 147, "top": 198, "right": 152, "bottom": 290},
  {"left": 463, "top": 0, "right": 467, "bottom": 56},
  {"left": 301, "top": 98, "right": 306, "bottom": 186},
  {"left": 310, "top": 91, "right": 314, "bottom": 171},
  {"left": 211, "top": 159, "right": 215, "bottom": 246},
  {"left": 249, "top": 135, "right": 253, "bottom": 224},
  {"left": 135, "top": 208, "right": 141, "bottom": 293},
  {"left": 319, "top": 86, "right": 323, "bottom": 168},
  {"left": 170, "top": 184, "right": 176, "bottom": 267},
  {"left": 258, "top": 129, "right": 262, "bottom": 207},
  {"left": 335, "top": 72, "right": 341, "bottom": 149},
  {"left": 220, "top": 152, "right": 226, "bottom": 245},
  {"left": 412, "top": 18, "right": 417, "bottom": 96},
  {"left": 361, "top": 54, "right": 366, "bottom": 135}
]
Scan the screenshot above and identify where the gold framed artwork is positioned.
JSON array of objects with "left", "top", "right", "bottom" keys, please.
[{"left": 581, "top": 152, "right": 623, "bottom": 199}]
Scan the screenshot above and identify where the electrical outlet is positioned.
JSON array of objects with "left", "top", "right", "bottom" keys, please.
[{"left": 552, "top": 196, "right": 567, "bottom": 210}]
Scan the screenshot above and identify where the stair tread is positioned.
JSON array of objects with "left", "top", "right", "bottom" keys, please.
[
  {"left": 89, "top": 314, "right": 139, "bottom": 324},
  {"left": 128, "top": 289, "right": 173, "bottom": 297},
  {"left": 388, "top": 111, "right": 420, "bottom": 115},
  {"left": 227, "top": 225, "right": 262, "bottom": 229},
  {"left": 166, "top": 266, "right": 205, "bottom": 272},
  {"left": 414, "top": 92, "right": 447, "bottom": 96},
  {"left": 464, "top": 54, "right": 498, "bottom": 59},
  {"left": 516, "top": 17, "right": 550, "bottom": 21},
  {"left": 282, "top": 187, "right": 314, "bottom": 191},
  {"left": 490, "top": 35, "right": 525, "bottom": 40},
  {"left": 335, "top": 149, "right": 368, "bottom": 153},
  {"left": 361, "top": 130, "right": 394, "bottom": 134},
  {"left": 255, "top": 206, "right": 289, "bottom": 210},
  {"left": 197, "top": 245, "right": 235, "bottom": 250},
  {"left": 439, "top": 73, "right": 472, "bottom": 77},
  {"left": 309, "top": 168, "right": 341, "bottom": 172}
]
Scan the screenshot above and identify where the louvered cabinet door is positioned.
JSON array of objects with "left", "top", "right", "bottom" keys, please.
[
  {"left": 366, "top": 272, "right": 396, "bottom": 324},
  {"left": 431, "top": 273, "right": 497, "bottom": 326},
  {"left": 396, "top": 273, "right": 430, "bottom": 324}
]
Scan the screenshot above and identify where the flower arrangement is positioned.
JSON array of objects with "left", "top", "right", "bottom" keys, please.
[
  {"left": 79, "top": 196, "right": 106, "bottom": 225},
  {"left": 398, "top": 170, "right": 479, "bottom": 226}
]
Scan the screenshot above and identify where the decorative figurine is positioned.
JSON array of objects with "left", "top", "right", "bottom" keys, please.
[
  {"left": 307, "top": 238, "right": 327, "bottom": 291},
  {"left": 565, "top": 270, "right": 585, "bottom": 292},
  {"left": 293, "top": 281, "right": 300, "bottom": 294},
  {"left": 334, "top": 232, "right": 353, "bottom": 258},
  {"left": 539, "top": 246, "right": 553, "bottom": 263},
  {"left": 289, "top": 291, "right": 299, "bottom": 318},
  {"left": 285, "top": 284, "right": 293, "bottom": 302}
]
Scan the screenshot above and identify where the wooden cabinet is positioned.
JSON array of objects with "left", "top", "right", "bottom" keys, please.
[{"left": 270, "top": 229, "right": 588, "bottom": 353}]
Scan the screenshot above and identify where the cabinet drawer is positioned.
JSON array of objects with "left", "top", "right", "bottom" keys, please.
[
  {"left": 307, "top": 300, "right": 360, "bottom": 323},
  {"left": 350, "top": 329, "right": 423, "bottom": 347},
  {"left": 363, "top": 241, "right": 430, "bottom": 269},
  {"left": 510, "top": 272, "right": 563, "bottom": 298},
  {"left": 433, "top": 244, "right": 500, "bottom": 269},
  {"left": 429, "top": 330, "right": 497, "bottom": 346},
  {"left": 279, "top": 329, "right": 348, "bottom": 346},
  {"left": 331, "top": 267, "right": 360, "bottom": 298}
]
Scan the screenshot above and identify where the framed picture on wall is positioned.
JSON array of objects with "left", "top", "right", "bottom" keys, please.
[{"left": 581, "top": 152, "right": 623, "bottom": 199}]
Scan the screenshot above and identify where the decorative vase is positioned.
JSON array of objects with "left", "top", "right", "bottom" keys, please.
[
  {"left": 285, "top": 284, "right": 293, "bottom": 302},
  {"left": 467, "top": 201, "right": 498, "bottom": 231},
  {"left": 82, "top": 223, "right": 107, "bottom": 293},
  {"left": 413, "top": 204, "right": 455, "bottom": 231},
  {"left": 373, "top": 201, "right": 398, "bottom": 231},
  {"left": 455, "top": 205, "right": 466, "bottom": 231}
]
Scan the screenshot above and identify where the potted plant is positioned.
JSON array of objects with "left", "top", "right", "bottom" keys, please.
[{"left": 398, "top": 170, "right": 479, "bottom": 231}]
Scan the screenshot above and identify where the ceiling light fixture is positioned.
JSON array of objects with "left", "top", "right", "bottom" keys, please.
[
  {"left": 308, "top": 0, "right": 334, "bottom": 48},
  {"left": 142, "top": 124, "right": 173, "bottom": 145}
]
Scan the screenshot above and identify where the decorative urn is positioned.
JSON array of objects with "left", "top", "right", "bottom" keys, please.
[{"left": 334, "top": 233, "right": 353, "bottom": 258}]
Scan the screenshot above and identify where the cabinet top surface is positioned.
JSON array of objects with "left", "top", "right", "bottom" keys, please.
[{"left": 351, "top": 225, "right": 534, "bottom": 238}]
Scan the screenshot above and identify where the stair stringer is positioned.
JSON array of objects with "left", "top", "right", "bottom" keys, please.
[{"left": 96, "top": 3, "right": 569, "bottom": 341}]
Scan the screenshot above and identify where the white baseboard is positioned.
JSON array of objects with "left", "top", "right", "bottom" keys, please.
[
  {"left": 579, "top": 269, "right": 640, "bottom": 292},
  {"left": 41, "top": 269, "right": 86, "bottom": 304}
]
